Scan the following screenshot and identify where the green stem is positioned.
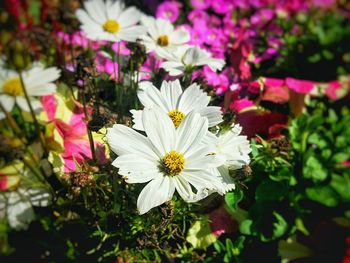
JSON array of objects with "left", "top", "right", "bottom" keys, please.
[
  {"left": 18, "top": 72, "right": 48, "bottom": 156},
  {"left": 81, "top": 88, "right": 96, "bottom": 162},
  {"left": 0, "top": 101, "right": 23, "bottom": 137}
]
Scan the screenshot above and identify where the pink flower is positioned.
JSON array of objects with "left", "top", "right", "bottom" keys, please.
[
  {"left": 112, "top": 41, "right": 131, "bottom": 56},
  {"left": 324, "top": 80, "right": 350, "bottom": 100},
  {"left": 211, "top": 0, "right": 234, "bottom": 14},
  {"left": 230, "top": 98, "right": 255, "bottom": 112},
  {"left": 42, "top": 95, "right": 106, "bottom": 172},
  {"left": 286, "top": 77, "right": 315, "bottom": 94},
  {"left": 250, "top": 9, "right": 274, "bottom": 27},
  {"left": 188, "top": 10, "right": 210, "bottom": 23},
  {"left": 156, "top": 1, "right": 182, "bottom": 23},
  {"left": 190, "top": 0, "right": 212, "bottom": 10},
  {"left": 95, "top": 53, "right": 119, "bottom": 80}
]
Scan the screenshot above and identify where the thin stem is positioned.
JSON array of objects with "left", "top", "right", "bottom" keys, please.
[
  {"left": 0, "top": 102, "right": 23, "bottom": 137},
  {"left": 117, "top": 41, "right": 121, "bottom": 84},
  {"left": 18, "top": 72, "right": 48, "bottom": 156},
  {"left": 80, "top": 87, "right": 96, "bottom": 162}
]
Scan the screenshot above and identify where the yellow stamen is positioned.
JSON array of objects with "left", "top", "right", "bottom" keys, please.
[
  {"left": 162, "top": 150, "right": 185, "bottom": 176},
  {"left": 103, "top": 20, "right": 120, "bottom": 33},
  {"left": 168, "top": 110, "right": 185, "bottom": 128},
  {"left": 2, "top": 78, "right": 23, "bottom": 96},
  {"left": 157, "top": 35, "right": 169, "bottom": 46}
]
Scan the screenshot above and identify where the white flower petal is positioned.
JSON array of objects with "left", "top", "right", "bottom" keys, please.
[
  {"left": 117, "top": 7, "right": 141, "bottom": 27},
  {"left": 160, "top": 79, "right": 183, "bottom": 110},
  {"left": 0, "top": 94, "right": 15, "bottom": 113},
  {"left": 142, "top": 108, "right": 175, "bottom": 156},
  {"left": 6, "top": 191, "right": 34, "bottom": 230},
  {"left": 28, "top": 188, "right": 52, "bottom": 207},
  {"left": 169, "top": 27, "right": 190, "bottom": 45},
  {"left": 106, "top": 124, "right": 158, "bottom": 160},
  {"left": 16, "top": 96, "right": 31, "bottom": 112},
  {"left": 160, "top": 61, "right": 184, "bottom": 76},
  {"left": 130, "top": 109, "right": 144, "bottom": 131},
  {"left": 178, "top": 83, "right": 209, "bottom": 114},
  {"left": 176, "top": 112, "right": 208, "bottom": 154},
  {"left": 137, "top": 176, "right": 174, "bottom": 214},
  {"left": 117, "top": 26, "right": 147, "bottom": 42},
  {"left": 138, "top": 81, "right": 170, "bottom": 111},
  {"left": 198, "top": 106, "right": 223, "bottom": 127},
  {"left": 84, "top": 0, "right": 106, "bottom": 24}
]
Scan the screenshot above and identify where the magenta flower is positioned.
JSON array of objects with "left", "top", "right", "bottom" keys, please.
[
  {"left": 230, "top": 98, "right": 255, "bottom": 113},
  {"left": 156, "top": 1, "right": 182, "bottom": 23},
  {"left": 211, "top": 0, "right": 234, "bottom": 14},
  {"left": 112, "top": 41, "right": 131, "bottom": 56},
  {"left": 190, "top": 0, "right": 212, "bottom": 10},
  {"left": 250, "top": 9, "right": 274, "bottom": 27},
  {"left": 187, "top": 10, "right": 209, "bottom": 23},
  {"left": 41, "top": 95, "right": 107, "bottom": 172},
  {"left": 286, "top": 77, "right": 315, "bottom": 94}
]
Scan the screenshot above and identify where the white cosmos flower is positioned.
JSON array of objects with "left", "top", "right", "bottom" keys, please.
[
  {"left": 76, "top": 0, "right": 146, "bottom": 42},
  {"left": 140, "top": 16, "right": 190, "bottom": 57},
  {"left": 0, "top": 162, "right": 52, "bottom": 230},
  {"left": 0, "top": 64, "right": 60, "bottom": 120},
  {"left": 107, "top": 108, "right": 224, "bottom": 214},
  {"left": 131, "top": 79, "right": 222, "bottom": 131},
  {"left": 204, "top": 124, "right": 252, "bottom": 194},
  {"left": 159, "top": 45, "right": 225, "bottom": 76}
]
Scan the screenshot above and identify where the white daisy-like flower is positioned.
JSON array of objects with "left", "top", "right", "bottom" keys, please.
[
  {"left": 0, "top": 162, "right": 52, "bottom": 230},
  {"left": 130, "top": 79, "right": 223, "bottom": 131},
  {"left": 0, "top": 64, "right": 60, "bottom": 120},
  {"left": 107, "top": 108, "right": 225, "bottom": 214},
  {"left": 159, "top": 45, "right": 225, "bottom": 76},
  {"left": 140, "top": 16, "right": 190, "bottom": 57},
  {"left": 76, "top": 0, "right": 146, "bottom": 42},
  {"left": 204, "top": 124, "right": 252, "bottom": 194}
]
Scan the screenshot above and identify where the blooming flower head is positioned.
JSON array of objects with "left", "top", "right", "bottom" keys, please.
[
  {"left": 204, "top": 124, "right": 252, "bottom": 194},
  {"left": 130, "top": 79, "right": 222, "bottom": 130},
  {"left": 141, "top": 16, "right": 190, "bottom": 57},
  {"left": 160, "top": 45, "right": 225, "bottom": 76},
  {"left": 76, "top": 0, "right": 146, "bottom": 42},
  {"left": 107, "top": 108, "right": 224, "bottom": 214},
  {"left": 41, "top": 91, "right": 107, "bottom": 173},
  {"left": 0, "top": 63, "right": 60, "bottom": 120},
  {"left": 156, "top": 1, "right": 182, "bottom": 23}
]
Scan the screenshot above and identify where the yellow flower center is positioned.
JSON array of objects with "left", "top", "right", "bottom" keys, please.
[
  {"left": 157, "top": 35, "right": 169, "bottom": 46},
  {"left": 2, "top": 78, "right": 23, "bottom": 96},
  {"left": 103, "top": 20, "right": 120, "bottom": 33},
  {"left": 162, "top": 150, "right": 185, "bottom": 176},
  {"left": 168, "top": 110, "right": 185, "bottom": 128}
]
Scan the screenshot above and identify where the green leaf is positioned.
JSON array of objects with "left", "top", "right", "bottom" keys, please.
[
  {"left": 272, "top": 212, "right": 288, "bottom": 239},
  {"left": 303, "top": 156, "right": 328, "bottom": 182},
  {"left": 225, "top": 189, "right": 243, "bottom": 211},
  {"left": 256, "top": 179, "right": 287, "bottom": 201},
  {"left": 305, "top": 186, "right": 339, "bottom": 207},
  {"left": 332, "top": 153, "right": 349, "bottom": 164},
  {"left": 308, "top": 133, "right": 327, "bottom": 149},
  {"left": 239, "top": 219, "right": 254, "bottom": 235},
  {"left": 331, "top": 174, "right": 350, "bottom": 201},
  {"left": 186, "top": 216, "right": 217, "bottom": 249}
]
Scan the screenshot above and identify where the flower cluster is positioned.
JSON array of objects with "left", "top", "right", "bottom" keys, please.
[{"left": 107, "top": 79, "right": 251, "bottom": 214}]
